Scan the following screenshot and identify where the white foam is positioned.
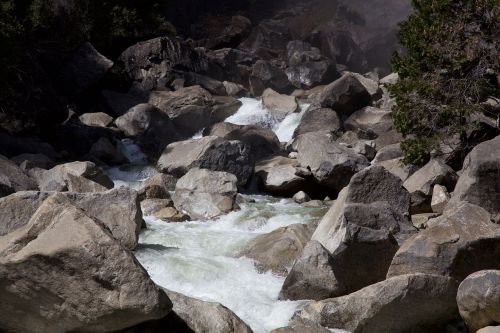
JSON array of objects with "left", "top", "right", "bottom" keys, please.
[
  {"left": 273, "top": 103, "right": 309, "bottom": 142},
  {"left": 136, "top": 195, "right": 329, "bottom": 333}
]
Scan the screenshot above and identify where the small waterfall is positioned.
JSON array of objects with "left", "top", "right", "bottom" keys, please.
[{"left": 225, "top": 98, "right": 309, "bottom": 143}]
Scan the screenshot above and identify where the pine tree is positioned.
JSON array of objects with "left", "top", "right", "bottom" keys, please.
[{"left": 389, "top": 0, "right": 500, "bottom": 165}]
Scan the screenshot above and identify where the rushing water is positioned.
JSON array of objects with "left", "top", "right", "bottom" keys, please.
[
  {"left": 104, "top": 101, "right": 339, "bottom": 332},
  {"left": 225, "top": 97, "right": 309, "bottom": 143}
]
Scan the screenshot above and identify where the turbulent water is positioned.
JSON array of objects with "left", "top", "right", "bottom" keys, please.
[
  {"left": 105, "top": 101, "right": 340, "bottom": 333},
  {"left": 225, "top": 97, "right": 309, "bottom": 143}
]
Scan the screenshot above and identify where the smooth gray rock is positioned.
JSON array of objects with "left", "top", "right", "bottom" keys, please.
[
  {"left": 255, "top": 156, "right": 308, "bottom": 197},
  {"left": 262, "top": 88, "right": 299, "bottom": 120},
  {"left": 173, "top": 168, "right": 238, "bottom": 220},
  {"left": 387, "top": 201, "right": 500, "bottom": 281},
  {"left": 292, "top": 274, "right": 459, "bottom": 333},
  {"left": 457, "top": 270, "right": 500, "bottom": 333},
  {"left": 0, "top": 194, "right": 171, "bottom": 333}
]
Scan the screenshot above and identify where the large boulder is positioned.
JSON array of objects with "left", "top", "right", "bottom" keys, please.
[
  {"left": 291, "top": 274, "right": 459, "bottom": 333},
  {"left": 173, "top": 168, "right": 238, "bottom": 220},
  {"left": 0, "top": 194, "right": 171, "bottom": 333},
  {"left": 204, "top": 123, "right": 281, "bottom": 161},
  {"left": 0, "top": 155, "right": 38, "bottom": 197},
  {"left": 204, "top": 15, "right": 253, "bottom": 50},
  {"left": 451, "top": 135, "right": 500, "bottom": 221},
  {"left": 294, "top": 132, "right": 369, "bottom": 192},
  {"left": 344, "top": 106, "right": 393, "bottom": 135},
  {"left": 318, "top": 74, "right": 371, "bottom": 117},
  {"left": 238, "top": 223, "right": 315, "bottom": 275},
  {"left": 211, "top": 96, "right": 243, "bottom": 123},
  {"left": 148, "top": 86, "right": 214, "bottom": 137},
  {"left": 457, "top": 270, "right": 500, "bottom": 333},
  {"left": 262, "top": 88, "right": 300, "bottom": 120},
  {"left": 115, "top": 103, "right": 179, "bottom": 159},
  {"left": 120, "top": 37, "right": 207, "bottom": 91},
  {"left": 308, "top": 166, "right": 415, "bottom": 296},
  {"left": 279, "top": 240, "right": 341, "bottom": 301},
  {"left": 59, "top": 42, "right": 113, "bottom": 97},
  {"left": 157, "top": 136, "right": 253, "bottom": 186},
  {"left": 371, "top": 144, "right": 418, "bottom": 182},
  {"left": 0, "top": 188, "right": 142, "bottom": 250},
  {"left": 293, "top": 104, "right": 341, "bottom": 138},
  {"left": 29, "top": 161, "right": 113, "bottom": 193},
  {"left": 164, "top": 289, "right": 253, "bottom": 333},
  {"left": 249, "top": 60, "right": 294, "bottom": 96},
  {"left": 285, "top": 41, "right": 339, "bottom": 89},
  {"left": 387, "top": 201, "right": 500, "bottom": 281}
]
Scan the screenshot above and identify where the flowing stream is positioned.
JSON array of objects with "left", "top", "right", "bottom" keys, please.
[{"left": 107, "top": 99, "right": 337, "bottom": 333}]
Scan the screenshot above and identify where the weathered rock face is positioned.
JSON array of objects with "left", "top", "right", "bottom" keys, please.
[
  {"left": 0, "top": 194, "right": 171, "bottom": 333},
  {"left": 204, "top": 48, "right": 257, "bottom": 85},
  {"left": 29, "top": 161, "right": 113, "bottom": 193},
  {"left": 262, "top": 88, "right": 300, "bottom": 120},
  {"left": 293, "top": 104, "right": 341, "bottom": 138},
  {"left": 157, "top": 136, "right": 253, "bottom": 186},
  {"left": 0, "top": 188, "right": 142, "bottom": 250},
  {"left": 173, "top": 168, "right": 238, "bottom": 220},
  {"left": 120, "top": 37, "right": 207, "bottom": 91},
  {"left": 0, "top": 155, "right": 38, "bottom": 198},
  {"left": 140, "top": 198, "right": 174, "bottom": 217},
  {"left": 457, "top": 270, "right": 500, "bottom": 333},
  {"left": 183, "top": 72, "right": 227, "bottom": 96},
  {"left": 431, "top": 184, "right": 450, "bottom": 214},
  {"left": 310, "top": 166, "right": 415, "bottom": 296},
  {"left": 371, "top": 144, "right": 417, "bottom": 182},
  {"left": 255, "top": 156, "right": 310, "bottom": 196},
  {"left": 279, "top": 240, "right": 342, "bottom": 301},
  {"left": 204, "top": 15, "right": 253, "bottom": 50},
  {"left": 387, "top": 201, "right": 500, "bottom": 281},
  {"left": 211, "top": 96, "right": 243, "bottom": 123},
  {"left": 141, "top": 173, "right": 178, "bottom": 194},
  {"left": 294, "top": 132, "right": 369, "bottom": 192},
  {"left": 11, "top": 153, "right": 56, "bottom": 171},
  {"left": 344, "top": 106, "right": 393, "bottom": 136},
  {"left": 116, "top": 103, "right": 179, "bottom": 160},
  {"left": 164, "top": 289, "right": 253, "bottom": 333},
  {"left": 249, "top": 60, "right": 294, "bottom": 96},
  {"left": 451, "top": 135, "right": 500, "bottom": 221},
  {"left": 59, "top": 42, "right": 113, "bottom": 97},
  {"left": 148, "top": 86, "right": 214, "bottom": 137},
  {"left": 205, "top": 123, "right": 281, "bottom": 161},
  {"left": 318, "top": 74, "right": 371, "bottom": 117},
  {"left": 285, "top": 41, "right": 339, "bottom": 89},
  {"left": 270, "top": 325, "right": 331, "bottom": 333},
  {"left": 238, "top": 223, "right": 315, "bottom": 275},
  {"left": 292, "top": 274, "right": 459, "bottom": 333},
  {"left": 79, "top": 112, "right": 113, "bottom": 128}
]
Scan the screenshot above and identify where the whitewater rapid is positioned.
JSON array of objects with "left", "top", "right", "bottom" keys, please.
[{"left": 105, "top": 101, "right": 341, "bottom": 332}]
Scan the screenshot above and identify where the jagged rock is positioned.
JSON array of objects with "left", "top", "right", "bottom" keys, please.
[
  {"left": 451, "top": 135, "right": 500, "bottom": 221},
  {"left": 29, "top": 161, "right": 113, "bottom": 193},
  {"left": 0, "top": 194, "right": 171, "bottom": 333},
  {"left": 0, "top": 191, "right": 51, "bottom": 236},
  {"left": 411, "top": 213, "right": 440, "bottom": 229},
  {"left": 115, "top": 103, "right": 179, "bottom": 160},
  {"left": 380, "top": 72, "right": 399, "bottom": 85},
  {"left": 431, "top": 185, "right": 450, "bottom": 214},
  {"left": 173, "top": 168, "right": 238, "bottom": 220},
  {"left": 279, "top": 240, "right": 342, "bottom": 301},
  {"left": 343, "top": 141, "right": 377, "bottom": 161},
  {"left": 183, "top": 72, "right": 226, "bottom": 96},
  {"left": 79, "top": 112, "right": 113, "bottom": 128},
  {"left": 294, "top": 132, "right": 369, "bottom": 192},
  {"left": 293, "top": 191, "right": 311, "bottom": 204},
  {"left": 249, "top": 60, "right": 294, "bottom": 96},
  {"left": 223, "top": 81, "right": 248, "bottom": 97},
  {"left": 88, "top": 137, "right": 127, "bottom": 165},
  {"left": 255, "top": 156, "right": 308, "bottom": 197},
  {"left": 11, "top": 153, "right": 56, "bottom": 171},
  {"left": 457, "top": 270, "right": 500, "bottom": 333},
  {"left": 262, "top": 88, "right": 299, "bottom": 120},
  {"left": 148, "top": 86, "right": 214, "bottom": 138},
  {"left": 371, "top": 144, "right": 417, "bottom": 182},
  {"left": 142, "top": 174, "right": 178, "bottom": 193},
  {"left": 204, "top": 15, "right": 252, "bottom": 50},
  {"left": 204, "top": 48, "right": 257, "bottom": 85},
  {"left": 309, "top": 166, "right": 415, "bottom": 296},
  {"left": 157, "top": 136, "right": 253, "bottom": 186},
  {"left": 205, "top": 123, "right": 281, "bottom": 160},
  {"left": 291, "top": 274, "right": 459, "bottom": 333},
  {"left": 140, "top": 199, "right": 174, "bottom": 216},
  {"left": 285, "top": 41, "right": 339, "bottom": 89},
  {"left": 0, "top": 155, "right": 38, "bottom": 197},
  {"left": 238, "top": 223, "right": 314, "bottom": 275},
  {"left": 344, "top": 107, "right": 393, "bottom": 135},
  {"left": 293, "top": 104, "right": 341, "bottom": 138},
  {"left": 347, "top": 72, "right": 382, "bottom": 100},
  {"left": 318, "top": 73, "right": 371, "bottom": 117},
  {"left": 387, "top": 201, "right": 500, "bottom": 281},
  {"left": 120, "top": 37, "right": 207, "bottom": 91},
  {"left": 271, "top": 325, "right": 331, "bottom": 333},
  {"left": 163, "top": 289, "right": 253, "bottom": 333},
  {"left": 59, "top": 42, "right": 113, "bottom": 96}
]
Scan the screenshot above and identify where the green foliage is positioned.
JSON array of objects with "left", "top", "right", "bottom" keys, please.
[{"left": 389, "top": 0, "right": 500, "bottom": 165}]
